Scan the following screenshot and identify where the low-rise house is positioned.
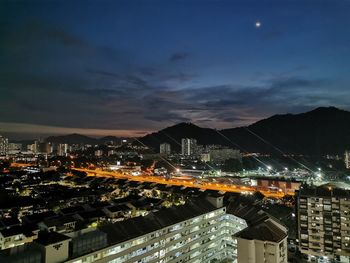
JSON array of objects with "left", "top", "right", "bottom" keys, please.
[
  {"left": 0, "top": 225, "right": 39, "bottom": 250},
  {"left": 102, "top": 205, "right": 132, "bottom": 220},
  {"left": 74, "top": 209, "right": 107, "bottom": 225},
  {"left": 38, "top": 215, "right": 78, "bottom": 234}
]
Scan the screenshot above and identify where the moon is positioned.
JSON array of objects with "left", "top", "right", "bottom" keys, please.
[{"left": 255, "top": 21, "right": 261, "bottom": 28}]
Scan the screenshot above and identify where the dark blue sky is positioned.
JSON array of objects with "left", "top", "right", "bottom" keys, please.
[{"left": 1, "top": 0, "right": 350, "bottom": 138}]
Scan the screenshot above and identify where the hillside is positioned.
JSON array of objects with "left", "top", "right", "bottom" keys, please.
[{"left": 139, "top": 107, "right": 350, "bottom": 155}]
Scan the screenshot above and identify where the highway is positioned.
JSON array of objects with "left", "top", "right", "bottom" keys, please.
[{"left": 72, "top": 168, "right": 295, "bottom": 198}]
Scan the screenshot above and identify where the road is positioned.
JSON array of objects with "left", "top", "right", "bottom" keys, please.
[{"left": 72, "top": 168, "right": 295, "bottom": 198}]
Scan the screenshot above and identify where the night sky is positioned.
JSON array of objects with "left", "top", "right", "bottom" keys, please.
[{"left": 1, "top": 0, "right": 350, "bottom": 139}]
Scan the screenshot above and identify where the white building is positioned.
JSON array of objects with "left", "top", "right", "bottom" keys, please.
[
  {"left": 66, "top": 199, "right": 246, "bottom": 263},
  {"left": 8, "top": 143, "right": 22, "bottom": 154},
  {"left": 235, "top": 219, "right": 288, "bottom": 263},
  {"left": 160, "top": 143, "right": 171, "bottom": 155},
  {"left": 95, "top": 150, "right": 103, "bottom": 157},
  {"left": 200, "top": 153, "right": 211, "bottom": 163},
  {"left": 228, "top": 201, "right": 288, "bottom": 263},
  {"left": 181, "top": 138, "right": 197, "bottom": 156},
  {"left": 0, "top": 198, "right": 247, "bottom": 263},
  {"left": 57, "top": 144, "right": 69, "bottom": 156},
  {"left": 0, "top": 197, "right": 288, "bottom": 263},
  {"left": 345, "top": 150, "right": 350, "bottom": 169},
  {"left": 0, "top": 135, "right": 9, "bottom": 156},
  {"left": 0, "top": 225, "right": 39, "bottom": 250}
]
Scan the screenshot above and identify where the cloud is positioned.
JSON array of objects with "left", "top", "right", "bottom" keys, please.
[
  {"left": 0, "top": 122, "right": 149, "bottom": 139},
  {"left": 169, "top": 52, "right": 190, "bottom": 62},
  {"left": 0, "top": 20, "right": 88, "bottom": 50},
  {"left": 1, "top": 19, "right": 349, "bottom": 137}
]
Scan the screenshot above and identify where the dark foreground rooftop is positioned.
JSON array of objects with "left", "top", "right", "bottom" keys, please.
[{"left": 235, "top": 219, "right": 287, "bottom": 243}]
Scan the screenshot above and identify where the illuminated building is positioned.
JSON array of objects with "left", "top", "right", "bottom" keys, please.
[
  {"left": 0, "top": 135, "right": 9, "bottom": 156},
  {"left": 228, "top": 202, "right": 288, "bottom": 263},
  {"left": 201, "top": 153, "right": 211, "bottom": 163},
  {"left": 57, "top": 144, "right": 69, "bottom": 156},
  {"left": 0, "top": 195, "right": 290, "bottom": 263},
  {"left": 345, "top": 151, "right": 350, "bottom": 169},
  {"left": 297, "top": 184, "right": 350, "bottom": 262},
  {"left": 95, "top": 150, "right": 103, "bottom": 157},
  {"left": 8, "top": 143, "right": 22, "bottom": 153},
  {"left": 235, "top": 219, "right": 287, "bottom": 263},
  {"left": 159, "top": 143, "right": 171, "bottom": 155},
  {"left": 181, "top": 138, "right": 197, "bottom": 156}
]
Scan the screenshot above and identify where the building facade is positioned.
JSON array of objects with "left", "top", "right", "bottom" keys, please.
[
  {"left": 8, "top": 143, "right": 22, "bottom": 154},
  {"left": 345, "top": 150, "right": 350, "bottom": 169},
  {"left": 181, "top": 138, "right": 197, "bottom": 156},
  {"left": 0, "top": 197, "right": 289, "bottom": 263},
  {"left": 228, "top": 201, "right": 288, "bottom": 263},
  {"left": 0, "top": 135, "right": 9, "bottom": 156},
  {"left": 67, "top": 200, "right": 246, "bottom": 263},
  {"left": 160, "top": 143, "right": 171, "bottom": 155},
  {"left": 235, "top": 219, "right": 288, "bottom": 263},
  {"left": 1, "top": 199, "right": 249, "bottom": 263},
  {"left": 297, "top": 184, "right": 350, "bottom": 262},
  {"left": 57, "top": 143, "right": 69, "bottom": 156}
]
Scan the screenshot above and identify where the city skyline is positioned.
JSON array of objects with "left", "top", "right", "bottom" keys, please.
[{"left": 1, "top": 0, "right": 350, "bottom": 138}]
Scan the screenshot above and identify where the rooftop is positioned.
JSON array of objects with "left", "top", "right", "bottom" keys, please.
[
  {"left": 227, "top": 202, "right": 269, "bottom": 226},
  {"left": 36, "top": 232, "right": 71, "bottom": 246},
  {"left": 99, "top": 199, "right": 217, "bottom": 246},
  {"left": 235, "top": 219, "right": 287, "bottom": 243},
  {"left": 0, "top": 225, "right": 38, "bottom": 238},
  {"left": 298, "top": 183, "right": 350, "bottom": 198}
]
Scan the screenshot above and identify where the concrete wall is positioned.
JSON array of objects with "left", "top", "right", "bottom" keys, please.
[{"left": 43, "top": 240, "right": 70, "bottom": 263}]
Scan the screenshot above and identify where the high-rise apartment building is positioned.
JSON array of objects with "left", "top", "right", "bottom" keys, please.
[
  {"left": 181, "top": 138, "right": 197, "bottom": 156},
  {"left": 345, "top": 150, "right": 350, "bottom": 169},
  {"left": 0, "top": 196, "right": 289, "bottom": 263},
  {"left": 8, "top": 143, "right": 22, "bottom": 153},
  {"left": 297, "top": 184, "right": 350, "bottom": 262},
  {"left": 0, "top": 135, "right": 9, "bottom": 156},
  {"left": 0, "top": 199, "right": 248, "bottom": 263},
  {"left": 57, "top": 144, "right": 69, "bottom": 156},
  {"left": 159, "top": 143, "right": 171, "bottom": 155}
]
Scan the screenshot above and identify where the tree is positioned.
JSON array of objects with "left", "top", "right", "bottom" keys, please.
[{"left": 222, "top": 158, "right": 242, "bottom": 172}]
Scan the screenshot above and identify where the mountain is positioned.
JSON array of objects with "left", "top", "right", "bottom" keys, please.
[
  {"left": 139, "top": 123, "right": 224, "bottom": 152},
  {"left": 139, "top": 107, "right": 350, "bottom": 155},
  {"left": 45, "top": 133, "right": 100, "bottom": 145},
  {"left": 45, "top": 134, "right": 127, "bottom": 145}
]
